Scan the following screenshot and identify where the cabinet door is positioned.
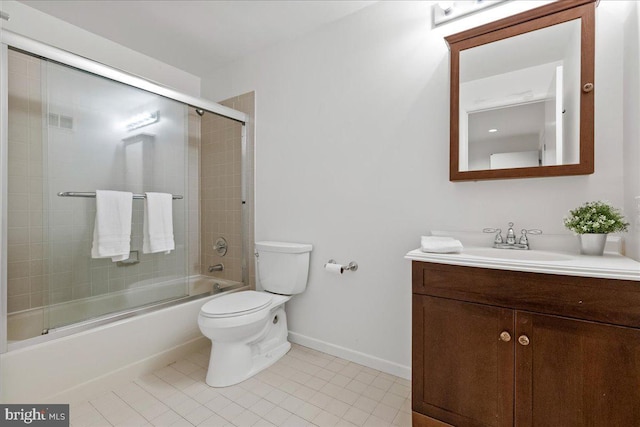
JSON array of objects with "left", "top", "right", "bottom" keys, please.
[
  {"left": 413, "top": 295, "right": 515, "bottom": 427},
  {"left": 515, "top": 312, "right": 640, "bottom": 426}
]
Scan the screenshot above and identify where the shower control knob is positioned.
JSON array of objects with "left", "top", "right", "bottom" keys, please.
[{"left": 214, "top": 237, "right": 228, "bottom": 256}]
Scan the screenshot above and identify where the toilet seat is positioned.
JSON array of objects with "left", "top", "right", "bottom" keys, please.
[{"left": 200, "top": 291, "right": 272, "bottom": 318}]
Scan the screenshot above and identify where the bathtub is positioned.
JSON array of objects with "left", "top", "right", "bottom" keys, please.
[
  {"left": 7, "top": 275, "right": 237, "bottom": 346},
  {"left": 1, "top": 276, "right": 247, "bottom": 403}
]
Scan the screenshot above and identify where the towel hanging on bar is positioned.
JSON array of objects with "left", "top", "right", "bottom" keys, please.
[{"left": 57, "top": 191, "right": 183, "bottom": 200}]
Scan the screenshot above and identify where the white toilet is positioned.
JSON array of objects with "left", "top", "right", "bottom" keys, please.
[{"left": 198, "top": 241, "right": 312, "bottom": 387}]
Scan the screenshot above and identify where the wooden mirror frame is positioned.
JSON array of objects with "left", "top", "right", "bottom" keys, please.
[{"left": 446, "top": 0, "right": 596, "bottom": 181}]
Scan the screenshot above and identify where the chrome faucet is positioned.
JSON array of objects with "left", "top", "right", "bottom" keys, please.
[
  {"left": 208, "top": 263, "right": 224, "bottom": 272},
  {"left": 483, "top": 222, "right": 542, "bottom": 250}
]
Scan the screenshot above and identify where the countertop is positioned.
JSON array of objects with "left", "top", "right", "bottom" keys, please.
[{"left": 406, "top": 247, "right": 640, "bottom": 281}]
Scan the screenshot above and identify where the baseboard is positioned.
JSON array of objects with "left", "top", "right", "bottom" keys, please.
[
  {"left": 288, "top": 331, "right": 411, "bottom": 380},
  {"left": 45, "top": 336, "right": 209, "bottom": 404}
]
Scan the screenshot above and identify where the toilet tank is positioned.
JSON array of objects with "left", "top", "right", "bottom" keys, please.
[{"left": 256, "top": 241, "right": 312, "bottom": 295}]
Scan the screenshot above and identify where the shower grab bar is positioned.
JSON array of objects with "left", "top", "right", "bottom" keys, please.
[{"left": 57, "top": 191, "right": 183, "bottom": 200}]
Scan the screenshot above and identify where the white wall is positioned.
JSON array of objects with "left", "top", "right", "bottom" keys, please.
[
  {"left": 202, "top": 1, "right": 636, "bottom": 376},
  {"left": 623, "top": 2, "right": 640, "bottom": 261},
  {"left": 0, "top": 0, "right": 200, "bottom": 96},
  {"left": 469, "top": 134, "right": 540, "bottom": 171}
]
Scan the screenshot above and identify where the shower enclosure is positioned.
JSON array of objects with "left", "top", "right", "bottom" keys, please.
[{"left": 1, "top": 32, "right": 253, "bottom": 351}]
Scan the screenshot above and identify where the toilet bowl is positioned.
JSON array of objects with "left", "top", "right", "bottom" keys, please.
[
  {"left": 198, "top": 241, "right": 312, "bottom": 387},
  {"left": 198, "top": 290, "right": 291, "bottom": 387}
]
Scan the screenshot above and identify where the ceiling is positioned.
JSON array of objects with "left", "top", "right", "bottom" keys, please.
[
  {"left": 19, "top": 0, "right": 375, "bottom": 77},
  {"left": 460, "top": 17, "right": 579, "bottom": 83},
  {"left": 469, "top": 101, "right": 545, "bottom": 143}
]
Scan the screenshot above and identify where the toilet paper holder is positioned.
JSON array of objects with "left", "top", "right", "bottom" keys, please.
[{"left": 326, "top": 259, "right": 358, "bottom": 272}]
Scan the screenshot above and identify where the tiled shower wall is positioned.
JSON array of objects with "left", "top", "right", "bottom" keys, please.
[
  {"left": 6, "top": 50, "right": 46, "bottom": 313},
  {"left": 201, "top": 92, "right": 255, "bottom": 287}
]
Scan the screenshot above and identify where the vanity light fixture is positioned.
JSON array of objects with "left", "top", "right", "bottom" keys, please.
[
  {"left": 488, "top": 128, "right": 498, "bottom": 133},
  {"left": 125, "top": 111, "right": 159, "bottom": 131},
  {"left": 438, "top": 1, "right": 455, "bottom": 15},
  {"left": 432, "top": 0, "right": 509, "bottom": 28}
]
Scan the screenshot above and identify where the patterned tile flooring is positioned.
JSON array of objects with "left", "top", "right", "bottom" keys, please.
[{"left": 70, "top": 344, "right": 412, "bottom": 427}]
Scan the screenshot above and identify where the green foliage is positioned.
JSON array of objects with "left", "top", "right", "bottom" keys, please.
[{"left": 563, "top": 201, "right": 629, "bottom": 234}]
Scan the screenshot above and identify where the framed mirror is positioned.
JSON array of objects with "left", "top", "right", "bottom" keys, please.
[{"left": 446, "top": 0, "right": 596, "bottom": 181}]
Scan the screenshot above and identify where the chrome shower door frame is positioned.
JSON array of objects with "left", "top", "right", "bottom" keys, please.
[
  {"left": 0, "top": 30, "right": 249, "bottom": 355},
  {"left": 1, "top": 44, "right": 9, "bottom": 354}
]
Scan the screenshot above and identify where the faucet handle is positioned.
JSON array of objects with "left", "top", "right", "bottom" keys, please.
[
  {"left": 519, "top": 229, "right": 529, "bottom": 245},
  {"left": 483, "top": 228, "right": 503, "bottom": 243},
  {"left": 519, "top": 229, "right": 543, "bottom": 246}
]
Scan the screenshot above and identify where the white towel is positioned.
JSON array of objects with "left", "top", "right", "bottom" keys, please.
[
  {"left": 143, "top": 192, "right": 175, "bottom": 254},
  {"left": 91, "top": 190, "right": 133, "bottom": 262},
  {"left": 420, "top": 236, "right": 464, "bottom": 254}
]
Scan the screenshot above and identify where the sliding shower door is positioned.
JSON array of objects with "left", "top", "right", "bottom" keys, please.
[{"left": 6, "top": 49, "right": 190, "bottom": 334}]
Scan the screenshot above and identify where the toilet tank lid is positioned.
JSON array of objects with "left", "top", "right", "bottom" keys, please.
[{"left": 256, "top": 241, "right": 312, "bottom": 253}]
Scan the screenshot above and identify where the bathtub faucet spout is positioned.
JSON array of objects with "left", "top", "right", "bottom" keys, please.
[{"left": 208, "top": 263, "right": 224, "bottom": 272}]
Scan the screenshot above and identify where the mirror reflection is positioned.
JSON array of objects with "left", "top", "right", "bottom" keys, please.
[{"left": 459, "top": 18, "right": 581, "bottom": 172}]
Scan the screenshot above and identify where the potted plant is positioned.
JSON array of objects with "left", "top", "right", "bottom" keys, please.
[{"left": 563, "top": 201, "right": 629, "bottom": 255}]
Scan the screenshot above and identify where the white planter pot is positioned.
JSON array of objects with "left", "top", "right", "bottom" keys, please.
[{"left": 579, "top": 233, "right": 607, "bottom": 256}]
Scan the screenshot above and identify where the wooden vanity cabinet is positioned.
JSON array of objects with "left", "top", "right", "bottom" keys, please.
[{"left": 412, "top": 261, "right": 640, "bottom": 427}]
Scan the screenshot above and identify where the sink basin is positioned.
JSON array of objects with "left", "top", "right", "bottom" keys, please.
[{"left": 462, "top": 247, "right": 575, "bottom": 262}]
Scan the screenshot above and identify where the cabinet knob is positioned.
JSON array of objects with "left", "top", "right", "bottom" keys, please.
[
  {"left": 499, "top": 331, "right": 511, "bottom": 342},
  {"left": 518, "top": 335, "right": 530, "bottom": 346}
]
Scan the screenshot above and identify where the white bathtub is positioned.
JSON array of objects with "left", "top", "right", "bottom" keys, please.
[
  {"left": 1, "top": 276, "right": 246, "bottom": 403},
  {"left": 7, "top": 275, "right": 233, "bottom": 345}
]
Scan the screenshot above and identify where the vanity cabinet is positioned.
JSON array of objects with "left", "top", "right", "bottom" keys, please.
[{"left": 412, "top": 261, "right": 640, "bottom": 427}]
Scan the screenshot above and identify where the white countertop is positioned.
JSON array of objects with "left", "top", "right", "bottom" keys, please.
[{"left": 406, "top": 247, "right": 640, "bottom": 281}]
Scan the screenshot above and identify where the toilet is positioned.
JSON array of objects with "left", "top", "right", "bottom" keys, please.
[{"left": 198, "top": 241, "right": 312, "bottom": 387}]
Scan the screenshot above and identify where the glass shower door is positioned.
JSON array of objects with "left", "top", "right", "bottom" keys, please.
[{"left": 41, "top": 56, "right": 190, "bottom": 330}]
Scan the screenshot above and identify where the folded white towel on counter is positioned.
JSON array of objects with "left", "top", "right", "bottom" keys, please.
[
  {"left": 91, "top": 190, "right": 133, "bottom": 262},
  {"left": 420, "top": 236, "right": 464, "bottom": 254},
  {"left": 143, "top": 192, "right": 175, "bottom": 254}
]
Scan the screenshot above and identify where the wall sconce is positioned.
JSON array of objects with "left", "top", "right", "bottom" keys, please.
[
  {"left": 432, "top": 0, "right": 509, "bottom": 27},
  {"left": 125, "top": 111, "right": 159, "bottom": 131}
]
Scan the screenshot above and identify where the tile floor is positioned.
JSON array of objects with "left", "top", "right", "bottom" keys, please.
[{"left": 70, "top": 344, "right": 412, "bottom": 427}]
